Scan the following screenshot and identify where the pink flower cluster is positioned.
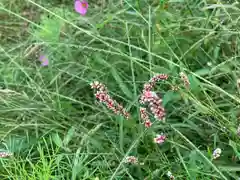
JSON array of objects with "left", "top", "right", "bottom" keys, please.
[
  {"left": 154, "top": 134, "right": 167, "bottom": 144},
  {"left": 124, "top": 156, "right": 138, "bottom": 164},
  {"left": 90, "top": 81, "right": 130, "bottom": 119},
  {"left": 0, "top": 152, "right": 13, "bottom": 158},
  {"left": 179, "top": 72, "right": 190, "bottom": 88},
  {"left": 140, "top": 107, "right": 152, "bottom": 128},
  {"left": 139, "top": 74, "right": 168, "bottom": 127}
]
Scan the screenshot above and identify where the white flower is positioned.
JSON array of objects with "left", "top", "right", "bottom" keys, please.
[
  {"left": 167, "top": 171, "right": 172, "bottom": 177},
  {"left": 167, "top": 171, "right": 175, "bottom": 179},
  {"left": 213, "top": 148, "right": 222, "bottom": 159},
  {"left": 207, "top": 62, "right": 212, "bottom": 66}
]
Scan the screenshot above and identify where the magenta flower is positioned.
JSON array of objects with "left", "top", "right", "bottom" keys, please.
[
  {"left": 74, "top": 0, "right": 88, "bottom": 15},
  {"left": 39, "top": 55, "right": 49, "bottom": 66}
]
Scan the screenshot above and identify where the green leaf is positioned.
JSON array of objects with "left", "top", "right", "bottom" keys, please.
[
  {"left": 218, "top": 166, "right": 240, "bottom": 172},
  {"left": 52, "top": 133, "right": 63, "bottom": 147},
  {"left": 188, "top": 75, "right": 201, "bottom": 94},
  {"left": 229, "top": 140, "right": 240, "bottom": 157},
  {"left": 34, "top": 16, "right": 63, "bottom": 42},
  {"left": 63, "top": 127, "right": 75, "bottom": 146},
  {"left": 194, "top": 68, "right": 211, "bottom": 76},
  {"left": 111, "top": 68, "right": 132, "bottom": 99},
  {"left": 162, "top": 91, "right": 181, "bottom": 106}
]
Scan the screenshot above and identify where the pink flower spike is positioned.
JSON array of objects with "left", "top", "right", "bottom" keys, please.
[
  {"left": 0, "top": 152, "right": 13, "bottom": 158},
  {"left": 144, "top": 120, "right": 152, "bottom": 128},
  {"left": 154, "top": 134, "right": 166, "bottom": 144},
  {"left": 75, "top": 0, "right": 88, "bottom": 15},
  {"left": 124, "top": 156, "right": 138, "bottom": 164},
  {"left": 39, "top": 55, "right": 49, "bottom": 66}
]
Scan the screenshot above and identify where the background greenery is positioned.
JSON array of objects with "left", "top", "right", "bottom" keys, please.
[{"left": 0, "top": 0, "right": 240, "bottom": 179}]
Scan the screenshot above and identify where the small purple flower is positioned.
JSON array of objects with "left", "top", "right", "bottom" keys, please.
[
  {"left": 74, "top": 0, "right": 88, "bottom": 15},
  {"left": 39, "top": 55, "right": 49, "bottom": 66}
]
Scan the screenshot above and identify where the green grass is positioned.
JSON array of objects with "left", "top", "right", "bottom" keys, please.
[{"left": 0, "top": 0, "right": 240, "bottom": 179}]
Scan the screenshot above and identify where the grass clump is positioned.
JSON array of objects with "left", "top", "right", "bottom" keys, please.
[{"left": 0, "top": 0, "right": 240, "bottom": 179}]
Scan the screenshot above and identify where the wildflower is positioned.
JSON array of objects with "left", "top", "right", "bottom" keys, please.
[
  {"left": 140, "top": 108, "right": 152, "bottom": 128},
  {"left": 74, "top": 0, "right": 89, "bottom": 15},
  {"left": 124, "top": 156, "right": 138, "bottom": 164},
  {"left": 139, "top": 74, "right": 168, "bottom": 123},
  {"left": 90, "top": 81, "right": 130, "bottom": 119},
  {"left": 39, "top": 55, "right": 49, "bottom": 66},
  {"left": 149, "top": 74, "right": 168, "bottom": 84},
  {"left": 141, "top": 92, "right": 165, "bottom": 120},
  {"left": 0, "top": 152, "right": 13, "bottom": 158},
  {"left": 154, "top": 133, "right": 166, "bottom": 144},
  {"left": 167, "top": 171, "right": 175, "bottom": 179},
  {"left": 143, "top": 74, "right": 168, "bottom": 92},
  {"left": 213, "top": 148, "right": 222, "bottom": 159},
  {"left": 179, "top": 72, "right": 190, "bottom": 88}
]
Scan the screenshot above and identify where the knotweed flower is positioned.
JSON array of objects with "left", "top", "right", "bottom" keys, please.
[
  {"left": 180, "top": 72, "right": 190, "bottom": 88},
  {"left": 143, "top": 74, "right": 168, "bottom": 92},
  {"left": 140, "top": 90, "right": 165, "bottom": 121},
  {"left": 90, "top": 81, "right": 130, "bottom": 119},
  {"left": 139, "top": 74, "right": 168, "bottom": 122},
  {"left": 154, "top": 133, "right": 166, "bottom": 144},
  {"left": 167, "top": 171, "right": 175, "bottom": 179},
  {"left": 0, "top": 152, "right": 13, "bottom": 158},
  {"left": 39, "top": 55, "right": 49, "bottom": 66},
  {"left": 75, "top": 0, "right": 89, "bottom": 15},
  {"left": 149, "top": 74, "right": 168, "bottom": 83},
  {"left": 124, "top": 156, "right": 138, "bottom": 164},
  {"left": 140, "top": 108, "right": 152, "bottom": 128},
  {"left": 213, "top": 148, "right": 221, "bottom": 159}
]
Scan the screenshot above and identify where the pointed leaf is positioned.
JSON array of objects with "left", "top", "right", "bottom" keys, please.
[
  {"left": 63, "top": 127, "right": 75, "bottom": 146},
  {"left": 111, "top": 68, "right": 132, "bottom": 99},
  {"left": 52, "top": 133, "right": 63, "bottom": 147}
]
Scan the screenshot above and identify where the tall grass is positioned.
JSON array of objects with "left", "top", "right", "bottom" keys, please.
[{"left": 0, "top": 0, "right": 240, "bottom": 179}]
